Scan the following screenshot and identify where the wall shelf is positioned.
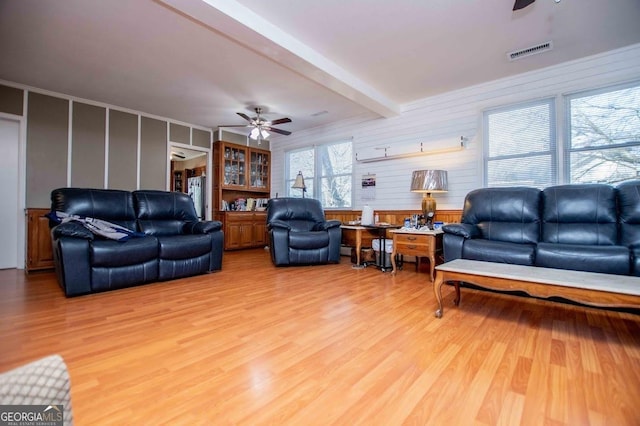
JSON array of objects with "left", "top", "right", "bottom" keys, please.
[{"left": 356, "top": 136, "right": 466, "bottom": 163}]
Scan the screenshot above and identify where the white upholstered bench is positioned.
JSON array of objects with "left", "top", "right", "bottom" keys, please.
[{"left": 434, "top": 259, "right": 640, "bottom": 318}]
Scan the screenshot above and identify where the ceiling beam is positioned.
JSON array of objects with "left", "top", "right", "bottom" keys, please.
[{"left": 158, "top": 0, "right": 400, "bottom": 118}]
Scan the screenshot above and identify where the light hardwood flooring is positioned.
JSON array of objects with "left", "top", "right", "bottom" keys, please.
[{"left": 1, "top": 249, "right": 639, "bottom": 425}]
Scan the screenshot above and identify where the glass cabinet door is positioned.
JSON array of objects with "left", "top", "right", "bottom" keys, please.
[
  {"left": 250, "top": 150, "right": 269, "bottom": 190},
  {"left": 223, "top": 145, "right": 246, "bottom": 187}
]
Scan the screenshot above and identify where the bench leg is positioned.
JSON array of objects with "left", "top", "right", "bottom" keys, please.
[{"left": 434, "top": 271, "right": 444, "bottom": 318}]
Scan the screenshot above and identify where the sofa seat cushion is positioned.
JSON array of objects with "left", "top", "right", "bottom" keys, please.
[
  {"left": 158, "top": 234, "right": 212, "bottom": 260},
  {"left": 289, "top": 231, "right": 330, "bottom": 250},
  {"left": 536, "top": 242, "right": 630, "bottom": 275},
  {"left": 462, "top": 240, "right": 536, "bottom": 265},
  {"left": 91, "top": 236, "right": 159, "bottom": 267}
]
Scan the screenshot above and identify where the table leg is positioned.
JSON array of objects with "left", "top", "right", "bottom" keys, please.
[
  {"left": 391, "top": 244, "right": 397, "bottom": 274},
  {"left": 434, "top": 270, "right": 445, "bottom": 318},
  {"left": 355, "top": 229, "right": 362, "bottom": 266},
  {"left": 454, "top": 281, "right": 461, "bottom": 306},
  {"left": 428, "top": 254, "right": 436, "bottom": 282}
]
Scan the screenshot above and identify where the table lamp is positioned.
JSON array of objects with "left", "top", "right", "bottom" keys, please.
[
  {"left": 410, "top": 170, "right": 448, "bottom": 229},
  {"left": 292, "top": 171, "right": 306, "bottom": 198}
]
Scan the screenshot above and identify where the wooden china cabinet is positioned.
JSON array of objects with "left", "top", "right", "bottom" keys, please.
[{"left": 212, "top": 141, "right": 271, "bottom": 250}]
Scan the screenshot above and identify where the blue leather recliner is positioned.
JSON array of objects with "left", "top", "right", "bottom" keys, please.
[{"left": 266, "top": 197, "right": 342, "bottom": 266}]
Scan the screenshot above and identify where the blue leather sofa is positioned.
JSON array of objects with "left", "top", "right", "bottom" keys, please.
[
  {"left": 442, "top": 180, "right": 640, "bottom": 276},
  {"left": 266, "top": 197, "right": 342, "bottom": 266},
  {"left": 50, "top": 188, "right": 224, "bottom": 296}
]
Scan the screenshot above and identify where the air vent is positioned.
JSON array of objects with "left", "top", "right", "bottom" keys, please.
[{"left": 507, "top": 41, "right": 553, "bottom": 61}]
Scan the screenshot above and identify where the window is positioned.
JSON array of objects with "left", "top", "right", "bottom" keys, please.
[
  {"left": 484, "top": 81, "right": 640, "bottom": 187},
  {"left": 286, "top": 140, "right": 353, "bottom": 208},
  {"left": 484, "top": 99, "right": 556, "bottom": 188},
  {"left": 567, "top": 83, "right": 640, "bottom": 184}
]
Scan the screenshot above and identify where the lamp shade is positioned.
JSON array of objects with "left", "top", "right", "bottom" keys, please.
[
  {"left": 292, "top": 171, "right": 306, "bottom": 190},
  {"left": 410, "top": 170, "right": 448, "bottom": 193}
]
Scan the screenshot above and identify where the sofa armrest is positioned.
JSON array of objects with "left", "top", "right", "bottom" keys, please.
[
  {"left": 183, "top": 220, "right": 222, "bottom": 234},
  {"left": 442, "top": 223, "right": 481, "bottom": 239},
  {"left": 267, "top": 219, "right": 291, "bottom": 231},
  {"left": 51, "top": 222, "right": 94, "bottom": 240}
]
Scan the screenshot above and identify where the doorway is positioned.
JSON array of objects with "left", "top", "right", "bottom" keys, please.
[
  {"left": 169, "top": 144, "right": 210, "bottom": 219},
  {"left": 0, "top": 117, "right": 20, "bottom": 269}
]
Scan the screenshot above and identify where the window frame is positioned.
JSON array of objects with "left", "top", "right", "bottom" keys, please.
[
  {"left": 483, "top": 97, "right": 557, "bottom": 188},
  {"left": 285, "top": 140, "right": 354, "bottom": 209},
  {"left": 563, "top": 80, "right": 640, "bottom": 185},
  {"left": 483, "top": 79, "right": 640, "bottom": 188}
]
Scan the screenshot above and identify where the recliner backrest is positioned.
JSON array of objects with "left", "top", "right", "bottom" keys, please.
[
  {"left": 267, "top": 198, "right": 326, "bottom": 232},
  {"left": 542, "top": 184, "right": 617, "bottom": 245},
  {"left": 51, "top": 188, "right": 137, "bottom": 230},
  {"left": 461, "top": 187, "right": 541, "bottom": 244},
  {"left": 134, "top": 190, "right": 198, "bottom": 236},
  {"left": 617, "top": 179, "right": 640, "bottom": 247}
]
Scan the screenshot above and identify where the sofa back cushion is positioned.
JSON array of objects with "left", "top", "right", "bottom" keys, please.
[
  {"left": 267, "top": 198, "right": 326, "bottom": 232},
  {"left": 134, "top": 190, "right": 198, "bottom": 236},
  {"left": 461, "top": 187, "right": 541, "bottom": 244},
  {"left": 51, "top": 188, "right": 137, "bottom": 230},
  {"left": 617, "top": 179, "right": 640, "bottom": 247},
  {"left": 541, "top": 184, "right": 617, "bottom": 245}
]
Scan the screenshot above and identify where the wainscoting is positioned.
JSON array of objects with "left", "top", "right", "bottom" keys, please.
[{"left": 325, "top": 209, "right": 462, "bottom": 225}]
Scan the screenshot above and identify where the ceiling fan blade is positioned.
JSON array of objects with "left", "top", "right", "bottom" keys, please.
[
  {"left": 513, "top": 0, "right": 535, "bottom": 10},
  {"left": 265, "top": 127, "right": 292, "bottom": 136},
  {"left": 236, "top": 112, "right": 252, "bottom": 122},
  {"left": 171, "top": 153, "right": 185, "bottom": 159},
  {"left": 269, "top": 117, "right": 291, "bottom": 125}
]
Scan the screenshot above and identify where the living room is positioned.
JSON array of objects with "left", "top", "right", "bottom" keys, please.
[{"left": 1, "top": 1, "right": 640, "bottom": 424}]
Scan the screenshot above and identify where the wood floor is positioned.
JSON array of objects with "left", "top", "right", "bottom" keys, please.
[{"left": 1, "top": 249, "right": 639, "bottom": 425}]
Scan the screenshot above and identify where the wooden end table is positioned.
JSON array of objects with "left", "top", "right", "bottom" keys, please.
[{"left": 389, "top": 228, "right": 443, "bottom": 281}]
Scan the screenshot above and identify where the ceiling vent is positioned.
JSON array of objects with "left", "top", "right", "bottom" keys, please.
[{"left": 507, "top": 41, "right": 553, "bottom": 61}]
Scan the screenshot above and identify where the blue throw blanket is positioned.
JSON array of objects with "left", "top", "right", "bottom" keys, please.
[{"left": 48, "top": 211, "right": 145, "bottom": 241}]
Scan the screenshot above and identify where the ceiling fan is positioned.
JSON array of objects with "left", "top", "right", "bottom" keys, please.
[
  {"left": 220, "top": 107, "right": 292, "bottom": 142},
  {"left": 513, "top": 0, "right": 560, "bottom": 11},
  {"left": 171, "top": 150, "right": 185, "bottom": 159}
]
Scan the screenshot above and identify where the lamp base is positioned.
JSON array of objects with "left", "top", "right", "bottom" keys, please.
[{"left": 422, "top": 193, "right": 436, "bottom": 230}]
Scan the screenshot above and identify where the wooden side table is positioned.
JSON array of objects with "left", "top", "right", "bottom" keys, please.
[
  {"left": 389, "top": 229, "right": 444, "bottom": 281},
  {"left": 341, "top": 224, "right": 401, "bottom": 268}
]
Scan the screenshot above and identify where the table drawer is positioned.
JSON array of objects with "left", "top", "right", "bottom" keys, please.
[
  {"left": 395, "top": 234, "right": 432, "bottom": 246},
  {"left": 395, "top": 244, "right": 430, "bottom": 257}
]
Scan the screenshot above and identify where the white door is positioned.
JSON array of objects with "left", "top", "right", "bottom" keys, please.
[{"left": 0, "top": 118, "right": 20, "bottom": 269}]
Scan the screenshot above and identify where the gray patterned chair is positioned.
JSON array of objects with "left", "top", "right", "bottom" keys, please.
[{"left": 0, "top": 355, "right": 73, "bottom": 425}]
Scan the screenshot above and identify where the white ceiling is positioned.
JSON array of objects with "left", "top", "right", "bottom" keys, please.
[{"left": 1, "top": 0, "right": 640, "bottom": 137}]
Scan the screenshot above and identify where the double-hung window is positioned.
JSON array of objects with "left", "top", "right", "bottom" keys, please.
[
  {"left": 484, "top": 99, "right": 556, "bottom": 188},
  {"left": 566, "top": 83, "right": 640, "bottom": 184},
  {"left": 484, "top": 81, "right": 640, "bottom": 187},
  {"left": 285, "top": 140, "right": 353, "bottom": 208}
]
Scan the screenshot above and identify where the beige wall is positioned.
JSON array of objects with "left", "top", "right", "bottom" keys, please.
[
  {"left": 108, "top": 110, "right": 139, "bottom": 191},
  {"left": 0, "top": 83, "right": 212, "bottom": 208},
  {"left": 72, "top": 102, "right": 106, "bottom": 188},
  {"left": 140, "top": 117, "right": 167, "bottom": 190},
  {"left": 26, "top": 92, "right": 69, "bottom": 208},
  {"left": 0, "top": 85, "right": 23, "bottom": 116}
]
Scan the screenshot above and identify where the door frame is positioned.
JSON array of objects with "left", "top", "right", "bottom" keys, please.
[
  {"left": 167, "top": 142, "right": 212, "bottom": 220},
  {"left": 0, "top": 111, "right": 27, "bottom": 269}
]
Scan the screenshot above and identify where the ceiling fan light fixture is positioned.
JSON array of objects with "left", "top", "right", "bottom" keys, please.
[
  {"left": 249, "top": 127, "right": 260, "bottom": 140},
  {"left": 260, "top": 129, "right": 270, "bottom": 139}
]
